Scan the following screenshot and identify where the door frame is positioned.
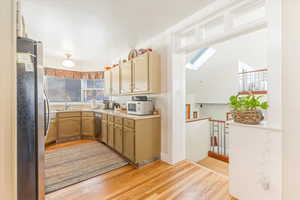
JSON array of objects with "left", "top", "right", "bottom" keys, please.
[{"left": 168, "top": 0, "right": 282, "bottom": 164}]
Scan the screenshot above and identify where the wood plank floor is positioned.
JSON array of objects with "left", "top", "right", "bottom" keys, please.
[
  {"left": 197, "top": 157, "right": 229, "bottom": 176},
  {"left": 45, "top": 139, "right": 95, "bottom": 151},
  {"left": 46, "top": 160, "right": 233, "bottom": 200}
]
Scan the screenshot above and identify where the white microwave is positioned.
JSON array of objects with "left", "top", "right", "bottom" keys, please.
[{"left": 127, "top": 101, "right": 154, "bottom": 115}]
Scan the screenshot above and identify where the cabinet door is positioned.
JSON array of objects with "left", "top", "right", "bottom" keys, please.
[
  {"left": 101, "top": 120, "right": 108, "bottom": 144},
  {"left": 46, "top": 119, "right": 57, "bottom": 144},
  {"left": 82, "top": 117, "right": 95, "bottom": 137},
  {"left": 120, "top": 61, "right": 132, "bottom": 94},
  {"left": 58, "top": 117, "right": 81, "bottom": 139},
  {"left": 114, "top": 125, "right": 123, "bottom": 153},
  {"left": 108, "top": 122, "right": 114, "bottom": 148},
  {"left": 111, "top": 66, "right": 120, "bottom": 95},
  {"left": 123, "top": 127, "right": 135, "bottom": 162},
  {"left": 104, "top": 70, "right": 111, "bottom": 95},
  {"left": 132, "top": 53, "right": 149, "bottom": 93}
]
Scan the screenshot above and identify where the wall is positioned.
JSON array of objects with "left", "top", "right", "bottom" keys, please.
[
  {"left": 282, "top": 1, "right": 300, "bottom": 199},
  {"left": 0, "top": 0, "right": 17, "bottom": 199},
  {"left": 185, "top": 120, "right": 210, "bottom": 162},
  {"left": 186, "top": 29, "right": 267, "bottom": 104},
  {"left": 229, "top": 123, "right": 282, "bottom": 200}
]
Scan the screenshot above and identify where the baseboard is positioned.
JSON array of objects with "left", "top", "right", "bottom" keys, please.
[
  {"left": 208, "top": 151, "right": 229, "bottom": 163},
  {"left": 160, "top": 152, "right": 173, "bottom": 165}
]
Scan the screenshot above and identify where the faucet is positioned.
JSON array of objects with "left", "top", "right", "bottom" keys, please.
[
  {"left": 64, "top": 94, "right": 72, "bottom": 111},
  {"left": 64, "top": 102, "right": 71, "bottom": 111}
]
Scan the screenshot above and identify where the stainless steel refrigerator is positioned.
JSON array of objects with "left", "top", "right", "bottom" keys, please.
[{"left": 17, "top": 37, "right": 50, "bottom": 200}]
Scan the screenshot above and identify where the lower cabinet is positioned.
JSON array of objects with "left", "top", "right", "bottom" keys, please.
[
  {"left": 101, "top": 120, "right": 108, "bottom": 144},
  {"left": 114, "top": 124, "right": 123, "bottom": 154},
  {"left": 123, "top": 127, "right": 135, "bottom": 162},
  {"left": 108, "top": 122, "right": 114, "bottom": 148},
  {"left": 58, "top": 117, "right": 81, "bottom": 139},
  {"left": 81, "top": 116, "right": 95, "bottom": 137},
  {"left": 46, "top": 118, "right": 57, "bottom": 144}
]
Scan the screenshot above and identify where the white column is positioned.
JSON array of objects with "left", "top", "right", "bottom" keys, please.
[{"left": 282, "top": 1, "right": 300, "bottom": 200}]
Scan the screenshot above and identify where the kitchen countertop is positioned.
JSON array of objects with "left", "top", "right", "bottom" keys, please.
[{"left": 50, "top": 109, "right": 160, "bottom": 120}]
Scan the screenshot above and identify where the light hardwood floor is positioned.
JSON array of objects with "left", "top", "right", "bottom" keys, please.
[
  {"left": 46, "top": 160, "right": 234, "bottom": 200},
  {"left": 197, "top": 157, "right": 229, "bottom": 176}
]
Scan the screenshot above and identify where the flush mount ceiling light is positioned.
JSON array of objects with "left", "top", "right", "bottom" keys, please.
[{"left": 62, "top": 53, "right": 75, "bottom": 68}]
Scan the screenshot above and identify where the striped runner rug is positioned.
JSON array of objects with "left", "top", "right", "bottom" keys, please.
[{"left": 45, "top": 141, "right": 128, "bottom": 193}]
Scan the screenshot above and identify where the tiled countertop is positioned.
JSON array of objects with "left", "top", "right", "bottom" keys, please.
[{"left": 50, "top": 109, "right": 160, "bottom": 120}]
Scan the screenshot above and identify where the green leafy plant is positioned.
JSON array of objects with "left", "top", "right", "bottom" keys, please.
[{"left": 229, "top": 95, "right": 269, "bottom": 111}]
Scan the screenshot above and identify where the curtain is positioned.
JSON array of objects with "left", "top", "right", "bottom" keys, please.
[{"left": 44, "top": 68, "right": 104, "bottom": 80}]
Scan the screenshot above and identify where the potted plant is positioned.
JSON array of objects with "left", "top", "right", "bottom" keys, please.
[{"left": 229, "top": 94, "right": 269, "bottom": 125}]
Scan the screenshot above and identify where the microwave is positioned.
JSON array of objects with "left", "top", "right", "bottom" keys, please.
[{"left": 127, "top": 101, "right": 154, "bottom": 115}]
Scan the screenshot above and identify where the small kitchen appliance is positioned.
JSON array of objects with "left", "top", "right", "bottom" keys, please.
[{"left": 127, "top": 100, "right": 154, "bottom": 115}]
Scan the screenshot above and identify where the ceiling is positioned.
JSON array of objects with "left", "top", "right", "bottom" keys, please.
[{"left": 23, "top": 0, "right": 212, "bottom": 70}]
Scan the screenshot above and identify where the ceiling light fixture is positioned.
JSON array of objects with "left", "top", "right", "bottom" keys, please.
[{"left": 62, "top": 53, "right": 75, "bottom": 68}]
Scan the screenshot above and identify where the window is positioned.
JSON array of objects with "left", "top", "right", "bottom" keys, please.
[
  {"left": 47, "top": 77, "right": 82, "bottom": 102},
  {"left": 81, "top": 79, "right": 108, "bottom": 102},
  {"left": 46, "top": 77, "right": 108, "bottom": 103}
]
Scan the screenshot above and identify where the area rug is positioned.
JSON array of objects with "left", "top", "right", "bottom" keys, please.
[{"left": 45, "top": 141, "right": 128, "bottom": 193}]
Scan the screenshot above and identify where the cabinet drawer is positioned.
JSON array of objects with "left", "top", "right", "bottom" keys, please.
[
  {"left": 114, "top": 116, "right": 123, "bottom": 125},
  {"left": 82, "top": 111, "right": 94, "bottom": 117},
  {"left": 108, "top": 115, "right": 114, "bottom": 122},
  {"left": 124, "top": 118, "right": 135, "bottom": 129},
  {"left": 102, "top": 114, "right": 108, "bottom": 121},
  {"left": 57, "top": 112, "right": 81, "bottom": 118}
]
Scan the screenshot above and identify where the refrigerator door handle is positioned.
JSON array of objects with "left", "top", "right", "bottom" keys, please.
[
  {"left": 44, "top": 91, "right": 50, "bottom": 136},
  {"left": 43, "top": 79, "right": 50, "bottom": 137}
]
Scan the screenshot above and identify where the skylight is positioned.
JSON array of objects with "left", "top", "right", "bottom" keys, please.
[{"left": 185, "top": 48, "right": 216, "bottom": 70}]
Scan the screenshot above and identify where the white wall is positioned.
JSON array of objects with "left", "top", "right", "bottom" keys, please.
[
  {"left": 0, "top": 0, "right": 17, "bottom": 199},
  {"left": 186, "top": 120, "right": 210, "bottom": 162},
  {"left": 229, "top": 123, "right": 282, "bottom": 200},
  {"left": 282, "top": 1, "right": 300, "bottom": 199},
  {"left": 186, "top": 29, "right": 267, "bottom": 104}
]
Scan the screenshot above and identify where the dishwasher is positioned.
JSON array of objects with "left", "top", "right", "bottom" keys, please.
[{"left": 95, "top": 113, "right": 102, "bottom": 141}]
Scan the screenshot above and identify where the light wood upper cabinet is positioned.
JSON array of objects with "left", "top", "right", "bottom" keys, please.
[
  {"left": 104, "top": 70, "right": 112, "bottom": 96},
  {"left": 120, "top": 61, "right": 132, "bottom": 95},
  {"left": 132, "top": 53, "right": 149, "bottom": 93},
  {"left": 111, "top": 66, "right": 120, "bottom": 95}
]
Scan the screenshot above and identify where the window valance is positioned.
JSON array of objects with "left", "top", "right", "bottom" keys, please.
[{"left": 44, "top": 68, "right": 104, "bottom": 80}]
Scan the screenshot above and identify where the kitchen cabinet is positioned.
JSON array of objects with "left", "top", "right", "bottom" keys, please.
[
  {"left": 101, "top": 120, "right": 108, "bottom": 144},
  {"left": 104, "top": 114, "right": 160, "bottom": 166},
  {"left": 81, "top": 112, "right": 95, "bottom": 138},
  {"left": 111, "top": 66, "right": 120, "bottom": 95},
  {"left": 120, "top": 61, "right": 132, "bottom": 95},
  {"left": 132, "top": 53, "right": 149, "bottom": 93},
  {"left": 45, "top": 118, "right": 57, "bottom": 145},
  {"left": 115, "top": 52, "right": 161, "bottom": 96},
  {"left": 104, "top": 70, "right": 112, "bottom": 95},
  {"left": 108, "top": 122, "right": 114, "bottom": 148},
  {"left": 123, "top": 127, "right": 135, "bottom": 162},
  {"left": 114, "top": 124, "right": 123, "bottom": 153},
  {"left": 57, "top": 114, "right": 81, "bottom": 140}
]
